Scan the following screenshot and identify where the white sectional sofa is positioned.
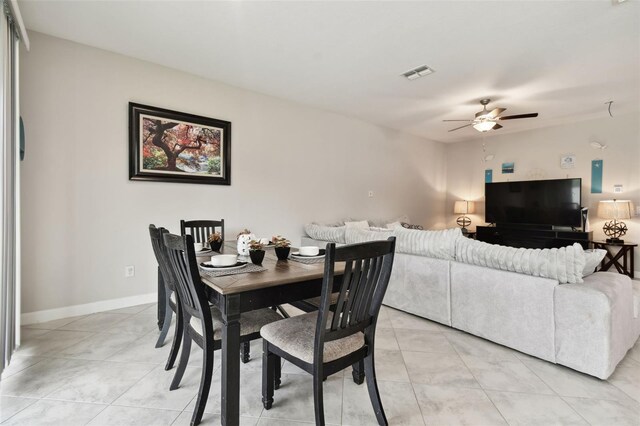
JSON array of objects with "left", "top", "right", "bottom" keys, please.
[{"left": 302, "top": 223, "right": 640, "bottom": 379}]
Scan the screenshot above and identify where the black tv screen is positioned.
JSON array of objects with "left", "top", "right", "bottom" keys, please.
[{"left": 485, "top": 178, "right": 582, "bottom": 227}]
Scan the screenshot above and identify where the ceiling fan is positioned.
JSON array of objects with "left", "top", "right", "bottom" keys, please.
[{"left": 444, "top": 99, "right": 538, "bottom": 132}]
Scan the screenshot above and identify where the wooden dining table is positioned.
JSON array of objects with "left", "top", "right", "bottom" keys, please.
[{"left": 158, "top": 243, "right": 344, "bottom": 426}]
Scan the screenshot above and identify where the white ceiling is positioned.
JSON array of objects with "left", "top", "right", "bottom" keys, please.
[{"left": 19, "top": 0, "right": 640, "bottom": 143}]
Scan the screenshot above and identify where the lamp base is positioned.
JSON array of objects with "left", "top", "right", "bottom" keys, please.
[
  {"left": 606, "top": 238, "right": 624, "bottom": 244},
  {"left": 603, "top": 219, "right": 628, "bottom": 244}
]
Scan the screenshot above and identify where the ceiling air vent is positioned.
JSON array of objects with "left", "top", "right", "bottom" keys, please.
[{"left": 401, "top": 65, "right": 434, "bottom": 80}]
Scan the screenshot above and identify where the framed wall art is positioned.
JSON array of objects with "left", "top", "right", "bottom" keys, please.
[{"left": 129, "top": 103, "right": 231, "bottom": 185}]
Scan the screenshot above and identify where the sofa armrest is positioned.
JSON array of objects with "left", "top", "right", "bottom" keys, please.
[{"left": 554, "top": 272, "right": 636, "bottom": 379}]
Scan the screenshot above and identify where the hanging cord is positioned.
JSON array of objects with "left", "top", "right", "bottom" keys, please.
[{"left": 605, "top": 101, "right": 614, "bottom": 117}]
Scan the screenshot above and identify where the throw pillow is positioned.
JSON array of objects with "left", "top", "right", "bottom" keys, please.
[
  {"left": 401, "top": 222, "right": 424, "bottom": 230},
  {"left": 582, "top": 249, "right": 606, "bottom": 277},
  {"left": 344, "top": 220, "right": 370, "bottom": 229},
  {"left": 304, "top": 223, "right": 346, "bottom": 244},
  {"left": 455, "top": 238, "right": 586, "bottom": 284},
  {"left": 392, "top": 226, "right": 462, "bottom": 260}
]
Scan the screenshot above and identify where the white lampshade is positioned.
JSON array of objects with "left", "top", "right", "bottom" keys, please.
[
  {"left": 454, "top": 200, "right": 475, "bottom": 214},
  {"left": 597, "top": 199, "right": 633, "bottom": 220},
  {"left": 473, "top": 121, "right": 497, "bottom": 132}
]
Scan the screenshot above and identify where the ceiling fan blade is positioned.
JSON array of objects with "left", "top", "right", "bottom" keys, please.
[
  {"left": 493, "top": 123, "right": 503, "bottom": 130},
  {"left": 498, "top": 113, "right": 538, "bottom": 120},
  {"left": 442, "top": 119, "right": 472, "bottom": 122},
  {"left": 488, "top": 107, "right": 506, "bottom": 118},
  {"left": 448, "top": 123, "right": 473, "bottom": 132}
]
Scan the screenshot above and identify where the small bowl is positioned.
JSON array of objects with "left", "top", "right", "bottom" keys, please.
[
  {"left": 298, "top": 246, "right": 320, "bottom": 256},
  {"left": 210, "top": 254, "right": 238, "bottom": 267}
]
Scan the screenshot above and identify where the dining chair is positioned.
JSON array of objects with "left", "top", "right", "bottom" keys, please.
[
  {"left": 149, "top": 224, "right": 182, "bottom": 371},
  {"left": 179, "top": 218, "right": 257, "bottom": 362},
  {"left": 180, "top": 219, "right": 225, "bottom": 244},
  {"left": 163, "top": 231, "right": 283, "bottom": 426},
  {"left": 260, "top": 237, "right": 396, "bottom": 425}
]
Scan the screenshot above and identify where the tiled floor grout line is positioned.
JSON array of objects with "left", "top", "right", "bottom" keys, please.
[
  {"left": 444, "top": 332, "right": 512, "bottom": 426},
  {"left": 0, "top": 396, "right": 40, "bottom": 425},
  {"left": 557, "top": 396, "right": 594, "bottom": 426}
]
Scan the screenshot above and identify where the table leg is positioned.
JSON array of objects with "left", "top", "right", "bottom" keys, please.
[
  {"left": 631, "top": 247, "right": 635, "bottom": 279},
  {"left": 221, "top": 294, "right": 241, "bottom": 426},
  {"left": 157, "top": 267, "right": 166, "bottom": 331}
]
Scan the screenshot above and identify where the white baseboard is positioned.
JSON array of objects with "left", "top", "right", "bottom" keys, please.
[{"left": 21, "top": 292, "right": 157, "bottom": 325}]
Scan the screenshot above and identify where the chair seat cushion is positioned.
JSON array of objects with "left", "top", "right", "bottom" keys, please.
[
  {"left": 190, "top": 307, "right": 283, "bottom": 340},
  {"left": 260, "top": 312, "right": 365, "bottom": 364},
  {"left": 303, "top": 292, "right": 340, "bottom": 308}
]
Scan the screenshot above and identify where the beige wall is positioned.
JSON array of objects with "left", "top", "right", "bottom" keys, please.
[
  {"left": 20, "top": 32, "right": 447, "bottom": 314},
  {"left": 445, "top": 113, "right": 640, "bottom": 274}
]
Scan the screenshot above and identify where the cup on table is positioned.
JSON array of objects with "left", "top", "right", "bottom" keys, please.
[
  {"left": 194, "top": 242, "right": 204, "bottom": 252},
  {"left": 298, "top": 246, "right": 320, "bottom": 256}
]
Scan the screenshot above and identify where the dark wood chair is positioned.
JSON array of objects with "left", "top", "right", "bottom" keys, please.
[
  {"left": 180, "top": 218, "right": 260, "bottom": 361},
  {"left": 180, "top": 219, "right": 225, "bottom": 244},
  {"left": 163, "top": 232, "right": 283, "bottom": 426},
  {"left": 148, "top": 225, "right": 182, "bottom": 371},
  {"left": 260, "top": 237, "right": 396, "bottom": 425}
]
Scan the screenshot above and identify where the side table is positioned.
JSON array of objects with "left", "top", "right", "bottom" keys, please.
[{"left": 591, "top": 240, "right": 637, "bottom": 279}]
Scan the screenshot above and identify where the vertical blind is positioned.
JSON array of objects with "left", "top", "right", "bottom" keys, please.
[{"left": 0, "top": 0, "right": 26, "bottom": 378}]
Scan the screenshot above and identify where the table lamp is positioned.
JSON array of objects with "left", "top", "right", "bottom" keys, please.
[
  {"left": 454, "top": 200, "right": 475, "bottom": 234},
  {"left": 597, "top": 199, "right": 633, "bottom": 243}
]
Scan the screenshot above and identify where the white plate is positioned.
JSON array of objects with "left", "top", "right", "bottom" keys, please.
[
  {"left": 196, "top": 248, "right": 213, "bottom": 255},
  {"left": 291, "top": 252, "right": 324, "bottom": 259},
  {"left": 200, "top": 262, "right": 247, "bottom": 271}
]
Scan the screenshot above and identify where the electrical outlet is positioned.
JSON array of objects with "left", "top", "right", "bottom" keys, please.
[
  {"left": 368, "top": 190, "right": 374, "bottom": 198},
  {"left": 614, "top": 184, "right": 623, "bottom": 194},
  {"left": 124, "top": 265, "right": 135, "bottom": 278}
]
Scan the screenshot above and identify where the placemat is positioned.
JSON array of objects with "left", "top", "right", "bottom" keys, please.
[
  {"left": 288, "top": 255, "right": 325, "bottom": 264},
  {"left": 199, "top": 263, "right": 267, "bottom": 278}
]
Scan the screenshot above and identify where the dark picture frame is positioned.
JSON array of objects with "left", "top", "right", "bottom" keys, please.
[{"left": 129, "top": 103, "right": 231, "bottom": 185}]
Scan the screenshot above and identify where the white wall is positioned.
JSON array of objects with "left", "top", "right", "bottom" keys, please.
[
  {"left": 20, "top": 32, "right": 447, "bottom": 315},
  {"left": 446, "top": 113, "right": 640, "bottom": 274}
]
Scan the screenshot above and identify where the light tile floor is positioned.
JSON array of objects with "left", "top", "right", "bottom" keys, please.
[{"left": 1, "top": 303, "right": 639, "bottom": 425}]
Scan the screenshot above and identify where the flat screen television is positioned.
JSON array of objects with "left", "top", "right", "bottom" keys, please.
[{"left": 485, "top": 178, "right": 582, "bottom": 227}]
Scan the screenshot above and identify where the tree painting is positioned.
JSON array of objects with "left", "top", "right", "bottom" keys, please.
[
  {"left": 130, "top": 103, "right": 231, "bottom": 185},
  {"left": 141, "top": 116, "right": 223, "bottom": 176}
]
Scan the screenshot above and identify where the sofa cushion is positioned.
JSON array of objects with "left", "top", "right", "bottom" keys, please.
[
  {"left": 304, "top": 223, "right": 346, "bottom": 244},
  {"left": 383, "top": 253, "right": 452, "bottom": 326},
  {"left": 392, "top": 226, "right": 462, "bottom": 260},
  {"left": 455, "top": 238, "right": 586, "bottom": 284},
  {"left": 450, "top": 262, "right": 558, "bottom": 362}
]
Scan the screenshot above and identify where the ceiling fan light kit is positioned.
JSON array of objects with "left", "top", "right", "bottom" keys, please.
[
  {"left": 445, "top": 99, "right": 539, "bottom": 133},
  {"left": 473, "top": 121, "right": 497, "bottom": 132}
]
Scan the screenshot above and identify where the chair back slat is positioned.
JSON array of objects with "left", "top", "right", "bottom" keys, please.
[
  {"left": 148, "top": 225, "right": 176, "bottom": 293},
  {"left": 180, "top": 219, "right": 225, "bottom": 244},
  {"left": 358, "top": 255, "right": 383, "bottom": 322},
  {"left": 338, "top": 259, "right": 360, "bottom": 329},
  {"left": 330, "top": 261, "right": 351, "bottom": 331},
  {"left": 315, "top": 237, "right": 396, "bottom": 360},
  {"left": 163, "top": 232, "right": 211, "bottom": 326}
]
